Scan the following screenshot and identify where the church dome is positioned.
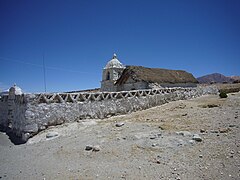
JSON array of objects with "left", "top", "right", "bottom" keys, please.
[
  {"left": 10, "top": 84, "right": 23, "bottom": 95},
  {"left": 104, "top": 54, "right": 125, "bottom": 69}
]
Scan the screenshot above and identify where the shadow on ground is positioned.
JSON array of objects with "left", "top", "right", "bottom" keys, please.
[{"left": 0, "top": 126, "right": 26, "bottom": 145}]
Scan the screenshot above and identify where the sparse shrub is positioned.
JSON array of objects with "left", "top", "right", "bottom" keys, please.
[{"left": 219, "top": 92, "right": 228, "bottom": 98}]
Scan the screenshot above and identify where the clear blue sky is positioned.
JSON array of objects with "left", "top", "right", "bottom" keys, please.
[{"left": 0, "top": 0, "right": 239, "bottom": 93}]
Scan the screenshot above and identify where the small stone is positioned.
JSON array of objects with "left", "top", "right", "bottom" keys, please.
[
  {"left": 176, "top": 176, "right": 181, "bottom": 180},
  {"left": 210, "top": 130, "right": 219, "bottom": 133},
  {"left": 92, "top": 145, "right": 101, "bottom": 152},
  {"left": 230, "top": 150, "right": 234, "bottom": 154},
  {"left": 188, "top": 140, "right": 195, "bottom": 144},
  {"left": 152, "top": 143, "right": 158, "bottom": 147},
  {"left": 200, "top": 129, "right": 206, "bottom": 133},
  {"left": 199, "top": 154, "right": 203, "bottom": 158},
  {"left": 176, "top": 131, "right": 191, "bottom": 137},
  {"left": 46, "top": 132, "right": 59, "bottom": 138},
  {"left": 158, "top": 126, "right": 164, "bottom": 130},
  {"left": 85, "top": 145, "right": 93, "bottom": 151},
  {"left": 192, "top": 134, "right": 202, "bottom": 142},
  {"left": 219, "top": 128, "right": 230, "bottom": 133},
  {"left": 116, "top": 122, "right": 124, "bottom": 127},
  {"left": 149, "top": 135, "right": 157, "bottom": 139}
]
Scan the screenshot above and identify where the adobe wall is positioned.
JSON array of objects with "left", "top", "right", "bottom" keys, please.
[
  {"left": 116, "top": 78, "right": 149, "bottom": 91},
  {"left": 0, "top": 85, "right": 218, "bottom": 142}
]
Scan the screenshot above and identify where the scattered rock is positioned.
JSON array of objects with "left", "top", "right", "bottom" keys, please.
[
  {"left": 92, "top": 145, "right": 101, "bottom": 152},
  {"left": 219, "top": 128, "right": 230, "bottom": 133},
  {"left": 177, "top": 103, "right": 186, "bottom": 109},
  {"left": 192, "top": 134, "right": 202, "bottom": 142},
  {"left": 199, "top": 154, "right": 203, "bottom": 158},
  {"left": 176, "top": 131, "right": 192, "bottom": 137},
  {"left": 149, "top": 135, "right": 157, "bottom": 139},
  {"left": 188, "top": 140, "right": 195, "bottom": 144},
  {"left": 210, "top": 130, "right": 219, "bottom": 133},
  {"left": 177, "top": 139, "right": 184, "bottom": 146},
  {"left": 155, "top": 160, "right": 161, "bottom": 164},
  {"left": 200, "top": 129, "right": 206, "bottom": 133},
  {"left": 85, "top": 145, "right": 93, "bottom": 151},
  {"left": 46, "top": 132, "right": 59, "bottom": 138},
  {"left": 152, "top": 143, "right": 158, "bottom": 147},
  {"left": 207, "top": 104, "right": 219, "bottom": 108},
  {"left": 116, "top": 122, "right": 125, "bottom": 127},
  {"left": 158, "top": 126, "right": 165, "bottom": 130},
  {"left": 182, "top": 113, "right": 187, "bottom": 116}
]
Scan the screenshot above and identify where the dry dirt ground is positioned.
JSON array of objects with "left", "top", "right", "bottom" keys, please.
[{"left": 0, "top": 92, "right": 240, "bottom": 180}]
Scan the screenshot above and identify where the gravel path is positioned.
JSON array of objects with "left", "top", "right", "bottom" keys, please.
[{"left": 0, "top": 92, "right": 239, "bottom": 180}]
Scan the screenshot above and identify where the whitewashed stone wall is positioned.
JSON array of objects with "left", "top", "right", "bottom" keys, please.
[{"left": 0, "top": 85, "right": 218, "bottom": 142}]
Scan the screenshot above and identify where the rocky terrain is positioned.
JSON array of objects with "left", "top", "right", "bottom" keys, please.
[{"left": 0, "top": 92, "right": 239, "bottom": 180}]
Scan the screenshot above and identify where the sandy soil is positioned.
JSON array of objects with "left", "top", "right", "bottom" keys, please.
[{"left": 0, "top": 92, "right": 240, "bottom": 180}]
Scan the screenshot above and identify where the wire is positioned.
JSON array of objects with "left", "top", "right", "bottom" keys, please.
[{"left": 0, "top": 56, "right": 96, "bottom": 74}]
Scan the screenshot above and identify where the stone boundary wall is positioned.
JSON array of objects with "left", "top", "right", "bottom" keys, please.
[{"left": 0, "top": 85, "right": 218, "bottom": 142}]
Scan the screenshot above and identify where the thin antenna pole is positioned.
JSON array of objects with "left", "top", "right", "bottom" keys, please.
[{"left": 42, "top": 53, "right": 47, "bottom": 92}]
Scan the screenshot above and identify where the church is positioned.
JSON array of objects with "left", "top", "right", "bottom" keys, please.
[{"left": 101, "top": 54, "right": 198, "bottom": 92}]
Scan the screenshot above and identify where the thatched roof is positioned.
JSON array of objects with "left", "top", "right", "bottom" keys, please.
[{"left": 116, "top": 66, "right": 198, "bottom": 85}]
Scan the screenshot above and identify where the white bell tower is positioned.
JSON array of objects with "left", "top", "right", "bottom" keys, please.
[{"left": 101, "top": 54, "right": 125, "bottom": 92}]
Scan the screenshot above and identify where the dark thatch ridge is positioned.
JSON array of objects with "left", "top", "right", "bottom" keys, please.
[{"left": 116, "top": 66, "right": 198, "bottom": 85}]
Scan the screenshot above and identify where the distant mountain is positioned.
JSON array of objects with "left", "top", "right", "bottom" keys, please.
[
  {"left": 229, "top": 76, "right": 240, "bottom": 83},
  {"left": 197, "top": 73, "right": 234, "bottom": 84},
  {"left": 229, "top": 76, "right": 240, "bottom": 81}
]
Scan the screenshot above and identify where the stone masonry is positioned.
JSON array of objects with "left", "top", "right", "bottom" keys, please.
[{"left": 0, "top": 85, "right": 218, "bottom": 142}]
